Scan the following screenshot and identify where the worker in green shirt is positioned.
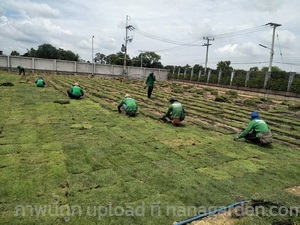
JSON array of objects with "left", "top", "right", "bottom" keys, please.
[
  {"left": 67, "top": 82, "right": 84, "bottom": 99},
  {"left": 161, "top": 97, "right": 186, "bottom": 126},
  {"left": 144, "top": 72, "right": 156, "bottom": 98},
  {"left": 35, "top": 77, "right": 45, "bottom": 87},
  {"left": 117, "top": 94, "right": 138, "bottom": 117},
  {"left": 17, "top": 65, "right": 25, "bottom": 76},
  {"left": 234, "top": 111, "right": 272, "bottom": 144}
]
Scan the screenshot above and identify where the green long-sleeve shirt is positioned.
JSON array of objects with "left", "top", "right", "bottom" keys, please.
[
  {"left": 237, "top": 119, "right": 270, "bottom": 139},
  {"left": 118, "top": 98, "right": 138, "bottom": 112},
  {"left": 145, "top": 74, "right": 156, "bottom": 86},
  {"left": 164, "top": 102, "right": 186, "bottom": 119},
  {"left": 71, "top": 86, "right": 84, "bottom": 97},
  {"left": 35, "top": 79, "right": 45, "bottom": 87}
]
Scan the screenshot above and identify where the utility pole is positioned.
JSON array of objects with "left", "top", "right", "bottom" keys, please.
[
  {"left": 92, "top": 35, "right": 94, "bottom": 75},
  {"left": 262, "top": 22, "right": 282, "bottom": 89},
  {"left": 266, "top": 22, "right": 281, "bottom": 73},
  {"left": 92, "top": 36, "right": 94, "bottom": 63},
  {"left": 123, "top": 15, "right": 135, "bottom": 77},
  {"left": 203, "top": 37, "right": 214, "bottom": 75}
]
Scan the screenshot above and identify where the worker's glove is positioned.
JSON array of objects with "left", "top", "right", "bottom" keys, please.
[
  {"left": 143, "top": 85, "right": 147, "bottom": 89},
  {"left": 117, "top": 108, "right": 121, "bottom": 113},
  {"left": 233, "top": 136, "right": 239, "bottom": 141}
]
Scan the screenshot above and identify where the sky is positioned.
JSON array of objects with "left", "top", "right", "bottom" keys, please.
[{"left": 1, "top": 0, "right": 300, "bottom": 72}]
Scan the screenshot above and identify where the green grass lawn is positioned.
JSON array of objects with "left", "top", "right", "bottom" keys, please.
[{"left": 0, "top": 72, "right": 299, "bottom": 225}]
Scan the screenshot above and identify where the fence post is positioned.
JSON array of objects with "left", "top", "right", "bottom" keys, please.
[
  {"left": 53, "top": 59, "right": 57, "bottom": 75},
  {"left": 207, "top": 69, "right": 211, "bottom": 83},
  {"left": 217, "top": 70, "right": 222, "bottom": 84},
  {"left": 7, "top": 55, "right": 11, "bottom": 72},
  {"left": 198, "top": 70, "right": 202, "bottom": 82},
  {"left": 190, "top": 68, "right": 194, "bottom": 81},
  {"left": 245, "top": 71, "right": 250, "bottom": 87},
  {"left": 31, "top": 58, "right": 35, "bottom": 74},
  {"left": 287, "top": 72, "right": 296, "bottom": 92},
  {"left": 230, "top": 70, "right": 235, "bottom": 86}
]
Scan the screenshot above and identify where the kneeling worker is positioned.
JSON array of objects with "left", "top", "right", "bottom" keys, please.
[
  {"left": 67, "top": 83, "right": 84, "bottom": 99},
  {"left": 234, "top": 111, "right": 272, "bottom": 144},
  {"left": 35, "top": 77, "right": 45, "bottom": 87},
  {"left": 117, "top": 94, "right": 138, "bottom": 117},
  {"left": 161, "top": 97, "right": 186, "bottom": 126}
]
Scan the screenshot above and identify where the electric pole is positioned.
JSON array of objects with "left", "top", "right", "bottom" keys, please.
[
  {"left": 263, "top": 22, "right": 282, "bottom": 89},
  {"left": 92, "top": 35, "right": 94, "bottom": 75},
  {"left": 267, "top": 22, "right": 281, "bottom": 73},
  {"left": 123, "top": 15, "right": 135, "bottom": 77},
  {"left": 203, "top": 36, "right": 214, "bottom": 75}
]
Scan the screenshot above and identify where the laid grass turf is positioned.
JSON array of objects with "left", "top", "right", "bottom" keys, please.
[{"left": 0, "top": 72, "right": 299, "bottom": 225}]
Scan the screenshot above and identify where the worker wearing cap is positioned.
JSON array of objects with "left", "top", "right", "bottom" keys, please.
[
  {"left": 161, "top": 97, "right": 186, "bottom": 126},
  {"left": 117, "top": 94, "right": 138, "bottom": 117},
  {"left": 35, "top": 77, "right": 45, "bottom": 87},
  {"left": 234, "top": 111, "right": 272, "bottom": 144},
  {"left": 67, "top": 82, "right": 84, "bottom": 99}
]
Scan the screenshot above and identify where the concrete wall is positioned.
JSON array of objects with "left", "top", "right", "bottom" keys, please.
[{"left": 0, "top": 55, "right": 169, "bottom": 80}]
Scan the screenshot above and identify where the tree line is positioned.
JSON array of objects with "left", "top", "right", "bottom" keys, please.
[{"left": 10, "top": 44, "right": 79, "bottom": 61}]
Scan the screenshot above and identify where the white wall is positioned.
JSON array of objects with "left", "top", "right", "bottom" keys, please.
[{"left": 0, "top": 55, "right": 169, "bottom": 80}]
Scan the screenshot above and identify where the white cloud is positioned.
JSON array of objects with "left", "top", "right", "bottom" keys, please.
[
  {"left": 6, "top": 0, "right": 60, "bottom": 18},
  {"left": 215, "top": 44, "right": 239, "bottom": 54},
  {"left": 0, "top": 0, "right": 299, "bottom": 71}
]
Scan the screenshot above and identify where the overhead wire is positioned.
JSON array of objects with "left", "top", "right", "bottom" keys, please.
[
  {"left": 134, "top": 28, "right": 202, "bottom": 46},
  {"left": 134, "top": 24, "right": 271, "bottom": 53},
  {"left": 134, "top": 24, "right": 300, "bottom": 69},
  {"left": 276, "top": 32, "right": 285, "bottom": 70},
  {"left": 209, "top": 25, "right": 270, "bottom": 39}
]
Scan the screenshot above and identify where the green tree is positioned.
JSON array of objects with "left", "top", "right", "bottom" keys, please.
[
  {"left": 57, "top": 48, "right": 79, "bottom": 61},
  {"left": 266, "top": 71, "right": 289, "bottom": 91},
  {"left": 94, "top": 53, "right": 106, "bottom": 64},
  {"left": 23, "top": 44, "right": 79, "bottom": 61},
  {"left": 261, "top": 66, "right": 282, "bottom": 73},
  {"left": 23, "top": 48, "right": 36, "bottom": 57},
  {"left": 10, "top": 51, "right": 20, "bottom": 56},
  {"left": 250, "top": 66, "right": 259, "bottom": 72},
  {"left": 216, "top": 60, "right": 233, "bottom": 72},
  {"left": 232, "top": 69, "right": 247, "bottom": 87},
  {"left": 132, "top": 51, "right": 162, "bottom": 68},
  {"left": 106, "top": 52, "right": 128, "bottom": 66},
  {"left": 35, "top": 44, "right": 59, "bottom": 59},
  {"left": 193, "top": 64, "right": 204, "bottom": 75}
]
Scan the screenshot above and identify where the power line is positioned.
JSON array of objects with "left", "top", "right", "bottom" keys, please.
[
  {"left": 135, "top": 28, "right": 202, "bottom": 46},
  {"left": 134, "top": 24, "right": 272, "bottom": 54},
  {"left": 276, "top": 32, "right": 285, "bottom": 70},
  {"left": 209, "top": 25, "right": 270, "bottom": 39}
]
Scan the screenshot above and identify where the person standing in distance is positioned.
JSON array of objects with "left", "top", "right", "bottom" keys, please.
[{"left": 144, "top": 72, "right": 156, "bottom": 98}]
